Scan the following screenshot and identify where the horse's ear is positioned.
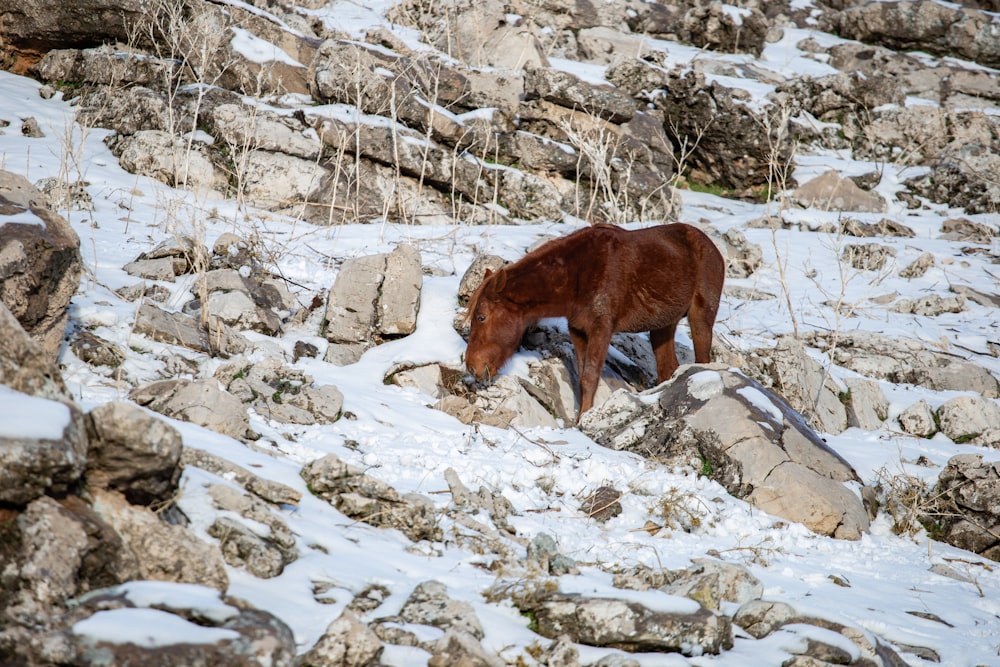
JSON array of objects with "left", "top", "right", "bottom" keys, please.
[
  {"left": 492, "top": 267, "right": 508, "bottom": 295},
  {"left": 483, "top": 268, "right": 493, "bottom": 279}
]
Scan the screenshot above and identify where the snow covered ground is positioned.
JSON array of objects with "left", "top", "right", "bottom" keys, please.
[{"left": 2, "top": 2, "right": 1000, "bottom": 663}]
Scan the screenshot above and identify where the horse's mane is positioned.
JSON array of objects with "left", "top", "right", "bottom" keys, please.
[{"left": 462, "top": 267, "right": 507, "bottom": 327}]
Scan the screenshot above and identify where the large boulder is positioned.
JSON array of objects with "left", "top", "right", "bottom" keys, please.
[
  {"left": 0, "top": 171, "right": 83, "bottom": 357},
  {"left": 582, "top": 364, "right": 870, "bottom": 539},
  {"left": 84, "top": 401, "right": 184, "bottom": 507}
]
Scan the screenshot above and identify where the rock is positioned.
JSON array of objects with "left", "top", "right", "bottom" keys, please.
[
  {"left": 324, "top": 247, "right": 423, "bottom": 358},
  {"left": 531, "top": 592, "right": 732, "bottom": 655},
  {"left": 525, "top": 67, "right": 635, "bottom": 124},
  {"left": 207, "top": 484, "right": 297, "bottom": 578},
  {"left": 653, "top": 68, "right": 793, "bottom": 191},
  {"left": 300, "top": 610, "right": 384, "bottom": 667},
  {"left": 0, "top": 172, "right": 83, "bottom": 356},
  {"left": 380, "top": 244, "right": 423, "bottom": 336},
  {"left": 429, "top": 630, "right": 505, "bottom": 667},
  {"left": 301, "top": 454, "right": 442, "bottom": 542},
  {"left": 132, "top": 302, "right": 248, "bottom": 357},
  {"left": 25, "top": 581, "right": 296, "bottom": 666},
  {"left": 579, "top": 486, "right": 623, "bottom": 523},
  {"left": 0, "top": 385, "right": 87, "bottom": 505},
  {"left": 663, "top": 559, "right": 764, "bottom": 611},
  {"left": 216, "top": 356, "right": 343, "bottom": 426},
  {"left": 70, "top": 331, "right": 125, "bottom": 369},
  {"left": 0, "top": 495, "right": 140, "bottom": 629},
  {"left": 527, "top": 533, "right": 578, "bottom": 576},
  {"left": 84, "top": 401, "right": 183, "bottom": 507},
  {"left": 399, "top": 580, "right": 484, "bottom": 640},
  {"left": 0, "top": 300, "right": 69, "bottom": 400},
  {"left": 757, "top": 335, "right": 848, "bottom": 435},
  {"left": 893, "top": 293, "right": 966, "bottom": 316},
  {"left": 90, "top": 489, "right": 229, "bottom": 592},
  {"left": 843, "top": 377, "right": 889, "bottom": 431},
  {"left": 130, "top": 379, "right": 250, "bottom": 440},
  {"left": 935, "top": 395, "right": 1000, "bottom": 446},
  {"left": 940, "top": 217, "right": 998, "bottom": 244},
  {"left": 897, "top": 399, "right": 937, "bottom": 438},
  {"left": 113, "top": 130, "right": 229, "bottom": 193},
  {"left": 0, "top": 0, "right": 147, "bottom": 71},
  {"left": 182, "top": 447, "right": 302, "bottom": 506},
  {"left": 813, "top": 330, "right": 1000, "bottom": 398},
  {"left": 582, "top": 365, "right": 870, "bottom": 540},
  {"left": 837, "top": 0, "right": 1000, "bottom": 69},
  {"left": 928, "top": 454, "right": 1000, "bottom": 559},
  {"left": 734, "top": 599, "right": 798, "bottom": 639},
  {"left": 792, "top": 171, "right": 886, "bottom": 213}
]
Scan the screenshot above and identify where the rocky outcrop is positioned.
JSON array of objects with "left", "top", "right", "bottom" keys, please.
[{"left": 582, "top": 364, "right": 871, "bottom": 540}]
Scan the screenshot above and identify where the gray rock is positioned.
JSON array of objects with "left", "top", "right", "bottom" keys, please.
[
  {"left": 733, "top": 599, "right": 797, "bottom": 639},
  {"left": 815, "top": 330, "right": 1000, "bottom": 398},
  {"left": 792, "top": 171, "right": 887, "bottom": 213},
  {"left": 936, "top": 395, "right": 1000, "bottom": 447},
  {"left": 70, "top": 331, "right": 125, "bottom": 369},
  {"left": 0, "top": 495, "right": 140, "bottom": 629},
  {"left": 113, "top": 130, "right": 228, "bottom": 193},
  {"left": 85, "top": 401, "right": 183, "bottom": 506},
  {"left": 429, "top": 630, "right": 505, "bottom": 667},
  {"left": 531, "top": 593, "right": 732, "bottom": 655},
  {"left": 133, "top": 302, "right": 248, "bottom": 357},
  {"left": 300, "top": 610, "right": 384, "bottom": 667},
  {"left": 130, "top": 378, "right": 250, "bottom": 440},
  {"left": 90, "top": 489, "right": 229, "bottom": 592},
  {"left": 29, "top": 581, "right": 295, "bottom": 667},
  {"left": 663, "top": 559, "right": 763, "bottom": 611},
  {"left": 837, "top": 0, "right": 1000, "bottom": 69},
  {"left": 897, "top": 399, "right": 937, "bottom": 438},
  {"left": 582, "top": 364, "right": 870, "bottom": 540},
  {"left": 0, "top": 386, "right": 87, "bottom": 505},
  {"left": 182, "top": 447, "right": 302, "bottom": 506},
  {"left": 843, "top": 377, "right": 889, "bottom": 431},
  {"left": 0, "top": 173, "right": 82, "bottom": 357},
  {"left": 301, "top": 454, "right": 441, "bottom": 542},
  {"left": 399, "top": 580, "right": 484, "bottom": 640},
  {"left": 0, "top": 300, "right": 70, "bottom": 400}
]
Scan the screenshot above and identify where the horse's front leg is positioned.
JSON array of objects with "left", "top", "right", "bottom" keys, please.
[{"left": 571, "top": 324, "right": 613, "bottom": 419}]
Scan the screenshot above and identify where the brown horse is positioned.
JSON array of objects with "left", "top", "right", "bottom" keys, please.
[{"left": 464, "top": 223, "right": 725, "bottom": 421}]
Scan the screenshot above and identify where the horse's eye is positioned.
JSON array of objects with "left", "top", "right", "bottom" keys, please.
[{"left": 477, "top": 314, "right": 486, "bottom": 322}]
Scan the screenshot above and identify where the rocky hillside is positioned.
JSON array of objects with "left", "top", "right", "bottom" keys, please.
[{"left": 1, "top": 0, "right": 999, "bottom": 665}]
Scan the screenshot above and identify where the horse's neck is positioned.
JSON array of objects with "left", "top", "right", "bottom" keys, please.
[{"left": 504, "top": 250, "right": 574, "bottom": 319}]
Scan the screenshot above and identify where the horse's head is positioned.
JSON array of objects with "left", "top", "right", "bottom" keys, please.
[{"left": 464, "top": 268, "right": 523, "bottom": 382}]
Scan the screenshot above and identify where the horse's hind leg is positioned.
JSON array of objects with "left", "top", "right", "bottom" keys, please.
[
  {"left": 650, "top": 322, "right": 679, "bottom": 383},
  {"left": 687, "top": 292, "right": 719, "bottom": 365}
]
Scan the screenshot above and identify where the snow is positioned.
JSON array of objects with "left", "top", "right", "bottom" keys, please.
[
  {"left": 2, "top": 3, "right": 1000, "bottom": 665},
  {"left": 72, "top": 608, "right": 241, "bottom": 647},
  {"left": 0, "top": 386, "right": 72, "bottom": 440}
]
